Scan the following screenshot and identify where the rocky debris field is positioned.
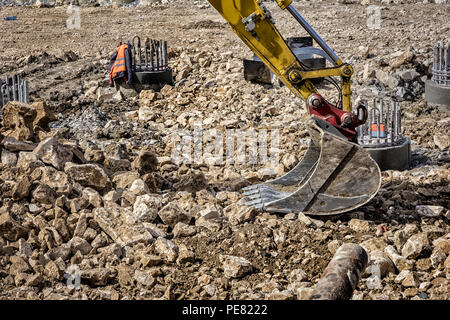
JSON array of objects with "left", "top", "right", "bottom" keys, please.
[{"left": 0, "top": 2, "right": 449, "bottom": 300}]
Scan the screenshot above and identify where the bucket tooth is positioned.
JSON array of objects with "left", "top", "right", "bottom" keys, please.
[
  {"left": 240, "top": 117, "right": 381, "bottom": 216},
  {"left": 242, "top": 188, "right": 260, "bottom": 196}
]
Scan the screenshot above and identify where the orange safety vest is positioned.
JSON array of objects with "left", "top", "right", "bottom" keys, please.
[{"left": 110, "top": 44, "right": 129, "bottom": 84}]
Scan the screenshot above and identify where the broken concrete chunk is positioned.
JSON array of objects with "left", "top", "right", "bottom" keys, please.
[
  {"left": 134, "top": 270, "right": 156, "bottom": 287},
  {"left": 1, "top": 148, "right": 17, "bottom": 166},
  {"left": 82, "top": 187, "right": 103, "bottom": 208},
  {"left": 1, "top": 101, "right": 37, "bottom": 141},
  {"left": 93, "top": 206, "right": 153, "bottom": 247},
  {"left": 3, "top": 136, "right": 36, "bottom": 152},
  {"left": 416, "top": 205, "right": 444, "bottom": 217},
  {"left": 129, "top": 178, "right": 150, "bottom": 196},
  {"left": 173, "top": 222, "right": 196, "bottom": 238},
  {"left": 32, "top": 183, "right": 57, "bottom": 205},
  {"left": 401, "top": 233, "right": 429, "bottom": 259},
  {"left": 82, "top": 268, "right": 112, "bottom": 286},
  {"left": 132, "top": 149, "right": 158, "bottom": 174},
  {"left": 16, "top": 151, "right": 44, "bottom": 173},
  {"left": 224, "top": 204, "right": 258, "bottom": 225},
  {"left": 0, "top": 212, "right": 29, "bottom": 241},
  {"left": 70, "top": 236, "right": 92, "bottom": 256},
  {"left": 385, "top": 245, "right": 414, "bottom": 271},
  {"left": 32, "top": 101, "right": 55, "bottom": 129},
  {"left": 132, "top": 194, "right": 161, "bottom": 223},
  {"left": 349, "top": 218, "right": 370, "bottom": 233},
  {"left": 40, "top": 166, "right": 72, "bottom": 195},
  {"left": 364, "top": 251, "right": 395, "bottom": 279},
  {"left": 395, "top": 270, "right": 419, "bottom": 288},
  {"left": 158, "top": 202, "right": 191, "bottom": 228},
  {"left": 12, "top": 176, "right": 31, "bottom": 200},
  {"left": 112, "top": 171, "right": 140, "bottom": 189},
  {"left": 177, "top": 244, "right": 195, "bottom": 264}
]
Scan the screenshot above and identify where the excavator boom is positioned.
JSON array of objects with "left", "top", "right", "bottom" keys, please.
[{"left": 207, "top": 0, "right": 381, "bottom": 215}]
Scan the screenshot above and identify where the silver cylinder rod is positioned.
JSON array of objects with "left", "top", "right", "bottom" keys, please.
[{"left": 286, "top": 5, "right": 340, "bottom": 66}]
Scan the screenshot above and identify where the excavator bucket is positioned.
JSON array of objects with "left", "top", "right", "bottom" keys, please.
[{"left": 242, "top": 117, "right": 381, "bottom": 215}]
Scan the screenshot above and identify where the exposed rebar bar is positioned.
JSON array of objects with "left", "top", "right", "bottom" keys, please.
[
  {"left": 131, "top": 36, "right": 170, "bottom": 73},
  {"left": 357, "top": 98, "right": 404, "bottom": 147},
  {"left": 432, "top": 41, "right": 450, "bottom": 87}
]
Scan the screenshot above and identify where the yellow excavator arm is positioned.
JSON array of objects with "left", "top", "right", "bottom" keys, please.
[{"left": 207, "top": 0, "right": 381, "bottom": 215}]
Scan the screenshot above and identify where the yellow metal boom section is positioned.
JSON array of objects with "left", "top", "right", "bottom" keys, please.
[{"left": 207, "top": 0, "right": 353, "bottom": 112}]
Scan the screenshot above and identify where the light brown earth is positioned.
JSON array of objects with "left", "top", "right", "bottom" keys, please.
[{"left": 0, "top": 1, "right": 448, "bottom": 300}]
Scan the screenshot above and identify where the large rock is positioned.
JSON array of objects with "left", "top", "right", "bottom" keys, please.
[
  {"left": 158, "top": 202, "right": 191, "bottom": 228},
  {"left": 349, "top": 218, "right": 371, "bottom": 233},
  {"left": 82, "top": 187, "right": 103, "bottom": 208},
  {"left": 221, "top": 255, "right": 253, "bottom": 278},
  {"left": 82, "top": 268, "right": 112, "bottom": 287},
  {"left": 155, "top": 237, "right": 179, "bottom": 263},
  {"left": 365, "top": 251, "right": 395, "bottom": 278},
  {"left": 129, "top": 178, "right": 150, "bottom": 196},
  {"left": 433, "top": 135, "right": 449, "bottom": 151},
  {"left": 69, "top": 236, "right": 93, "bottom": 255},
  {"left": 34, "top": 137, "right": 73, "bottom": 171},
  {"left": 0, "top": 212, "right": 29, "bottom": 241},
  {"left": 139, "top": 90, "right": 156, "bottom": 108},
  {"left": 375, "top": 70, "right": 399, "bottom": 89},
  {"left": 401, "top": 233, "right": 429, "bottom": 259},
  {"left": 395, "top": 270, "right": 419, "bottom": 288},
  {"left": 2, "top": 137, "right": 36, "bottom": 152},
  {"left": 1, "top": 148, "right": 17, "bottom": 166},
  {"left": 93, "top": 204, "right": 153, "bottom": 247},
  {"left": 132, "top": 194, "right": 162, "bottom": 223},
  {"left": 112, "top": 171, "right": 140, "bottom": 189},
  {"left": 32, "top": 101, "right": 55, "bottom": 129},
  {"left": 173, "top": 222, "right": 196, "bottom": 238},
  {"left": 224, "top": 204, "right": 258, "bottom": 226},
  {"left": 385, "top": 245, "right": 414, "bottom": 271},
  {"left": 1, "top": 101, "right": 36, "bottom": 141},
  {"left": 433, "top": 236, "right": 450, "bottom": 255},
  {"left": 416, "top": 205, "right": 445, "bottom": 217},
  {"left": 65, "top": 163, "right": 111, "bottom": 191},
  {"left": 12, "top": 176, "right": 32, "bottom": 200},
  {"left": 132, "top": 149, "right": 158, "bottom": 174},
  {"left": 40, "top": 166, "right": 72, "bottom": 195},
  {"left": 16, "top": 151, "right": 44, "bottom": 173},
  {"left": 134, "top": 270, "right": 156, "bottom": 287},
  {"left": 32, "top": 183, "right": 57, "bottom": 205}
]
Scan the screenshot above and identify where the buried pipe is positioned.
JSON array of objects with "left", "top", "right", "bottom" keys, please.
[{"left": 309, "top": 243, "right": 368, "bottom": 300}]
